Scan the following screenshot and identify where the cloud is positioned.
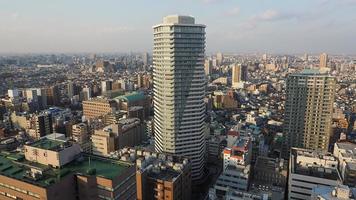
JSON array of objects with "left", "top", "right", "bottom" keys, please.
[{"left": 226, "top": 7, "right": 240, "bottom": 16}]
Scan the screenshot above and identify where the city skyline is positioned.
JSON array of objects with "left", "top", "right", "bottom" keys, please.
[{"left": 1, "top": 0, "right": 356, "bottom": 54}]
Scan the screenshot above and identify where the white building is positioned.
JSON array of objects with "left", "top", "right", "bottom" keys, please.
[
  {"left": 288, "top": 148, "right": 342, "bottom": 200},
  {"left": 213, "top": 136, "right": 252, "bottom": 198},
  {"left": 333, "top": 142, "right": 356, "bottom": 187},
  {"left": 153, "top": 15, "right": 206, "bottom": 180}
]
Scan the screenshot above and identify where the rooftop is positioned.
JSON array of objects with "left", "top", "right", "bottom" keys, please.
[
  {"left": 29, "top": 138, "right": 66, "bottom": 151},
  {"left": 0, "top": 152, "right": 132, "bottom": 188},
  {"left": 115, "top": 92, "right": 145, "bottom": 103},
  {"left": 291, "top": 148, "right": 340, "bottom": 181}
]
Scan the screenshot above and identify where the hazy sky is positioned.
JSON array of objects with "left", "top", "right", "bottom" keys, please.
[{"left": 1, "top": 0, "right": 356, "bottom": 54}]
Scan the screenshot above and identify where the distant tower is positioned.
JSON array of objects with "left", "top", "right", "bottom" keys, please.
[
  {"left": 216, "top": 52, "right": 223, "bottom": 66},
  {"left": 142, "top": 52, "right": 149, "bottom": 68},
  {"left": 232, "top": 64, "right": 241, "bottom": 88},
  {"left": 320, "top": 53, "right": 328, "bottom": 68},
  {"left": 153, "top": 15, "right": 206, "bottom": 180},
  {"left": 284, "top": 69, "right": 335, "bottom": 154},
  {"left": 67, "top": 81, "right": 74, "bottom": 99},
  {"left": 232, "top": 64, "right": 247, "bottom": 89}
]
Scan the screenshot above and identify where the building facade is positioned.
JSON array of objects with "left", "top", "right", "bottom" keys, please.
[
  {"left": 153, "top": 15, "right": 206, "bottom": 180},
  {"left": 288, "top": 148, "right": 342, "bottom": 200},
  {"left": 284, "top": 69, "right": 336, "bottom": 154}
]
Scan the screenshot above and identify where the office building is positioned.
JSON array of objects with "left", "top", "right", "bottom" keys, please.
[
  {"left": 288, "top": 148, "right": 342, "bottom": 200},
  {"left": 284, "top": 69, "right": 336, "bottom": 153},
  {"left": 0, "top": 137, "right": 136, "bottom": 200},
  {"left": 320, "top": 53, "right": 328, "bottom": 68},
  {"left": 333, "top": 142, "right": 356, "bottom": 187},
  {"left": 82, "top": 98, "right": 117, "bottom": 119},
  {"left": 91, "top": 118, "right": 144, "bottom": 156},
  {"left": 153, "top": 15, "right": 206, "bottom": 180}
]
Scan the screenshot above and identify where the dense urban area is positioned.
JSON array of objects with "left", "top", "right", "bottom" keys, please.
[{"left": 0, "top": 15, "right": 356, "bottom": 200}]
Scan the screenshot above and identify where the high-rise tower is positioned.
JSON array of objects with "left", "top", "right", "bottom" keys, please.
[
  {"left": 153, "top": 15, "right": 206, "bottom": 180},
  {"left": 284, "top": 69, "right": 335, "bottom": 154},
  {"left": 320, "top": 53, "right": 328, "bottom": 68}
]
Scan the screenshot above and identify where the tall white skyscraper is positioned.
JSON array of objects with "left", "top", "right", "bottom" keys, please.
[{"left": 153, "top": 15, "right": 206, "bottom": 180}]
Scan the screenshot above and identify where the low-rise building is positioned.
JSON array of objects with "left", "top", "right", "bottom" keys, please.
[
  {"left": 213, "top": 136, "right": 252, "bottom": 198},
  {"left": 288, "top": 148, "right": 342, "bottom": 200},
  {"left": 0, "top": 137, "right": 136, "bottom": 200},
  {"left": 91, "top": 118, "right": 144, "bottom": 156},
  {"left": 333, "top": 142, "right": 356, "bottom": 187}
]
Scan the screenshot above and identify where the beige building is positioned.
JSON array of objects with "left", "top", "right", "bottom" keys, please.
[
  {"left": 333, "top": 142, "right": 356, "bottom": 187},
  {"left": 231, "top": 63, "right": 247, "bottom": 89},
  {"left": 0, "top": 138, "right": 136, "bottom": 200},
  {"left": 284, "top": 69, "right": 336, "bottom": 154},
  {"left": 91, "top": 118, "right": 144, "bottom": 156},
  {"left": 320, "top": 53, "right": 328, "bottom": 68},
  {"left": 24, "top": 137, "right": 81, "bottom": 168},
  {"left": 71, "top": 122, "right": 91, "bottom": 152},
  {"left": 82, "top": 98, "right": 117, "bottom": 119}
]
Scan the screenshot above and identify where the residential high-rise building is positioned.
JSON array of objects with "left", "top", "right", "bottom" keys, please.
[
  {"left": 320, "top": 53, "right": 328, "bottom": 68},
  {"left": 36, "top": 88, "right": 47, "bottom": 110},
  {"left": 45, "top": 85, "right": 60, "bottom": 106},
  {"left": 153, "top": 15, "right": 206, "bottom": 180},
  {"left": 231, "top": 64, "right": 241, "bottom": 88},
  {"left": 231, "top": 64, "right": 247, "bottom": 89},
  {"left": 284, "top": 69, "right": 335, "bottom": 154},
  {"left": 67, "top": 81, "right": 74, "bottom": 98}
]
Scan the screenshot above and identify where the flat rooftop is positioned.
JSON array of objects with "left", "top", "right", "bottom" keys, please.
[
  {"left": 291, "top": 148, "right": 340, "bottom": 181},
  {"left": 148, "top": 169, "right": 180, "bottom": 181},
  {"left": 29, "top": 138, "right": 65, "bottom": 151},
  {"left": 0, "top": 152, "right": 132, "bottom": 188}
]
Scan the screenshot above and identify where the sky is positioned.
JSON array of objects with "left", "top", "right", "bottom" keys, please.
[{"left": 1, "top": 0, "right": 356, "bottom": 54}]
